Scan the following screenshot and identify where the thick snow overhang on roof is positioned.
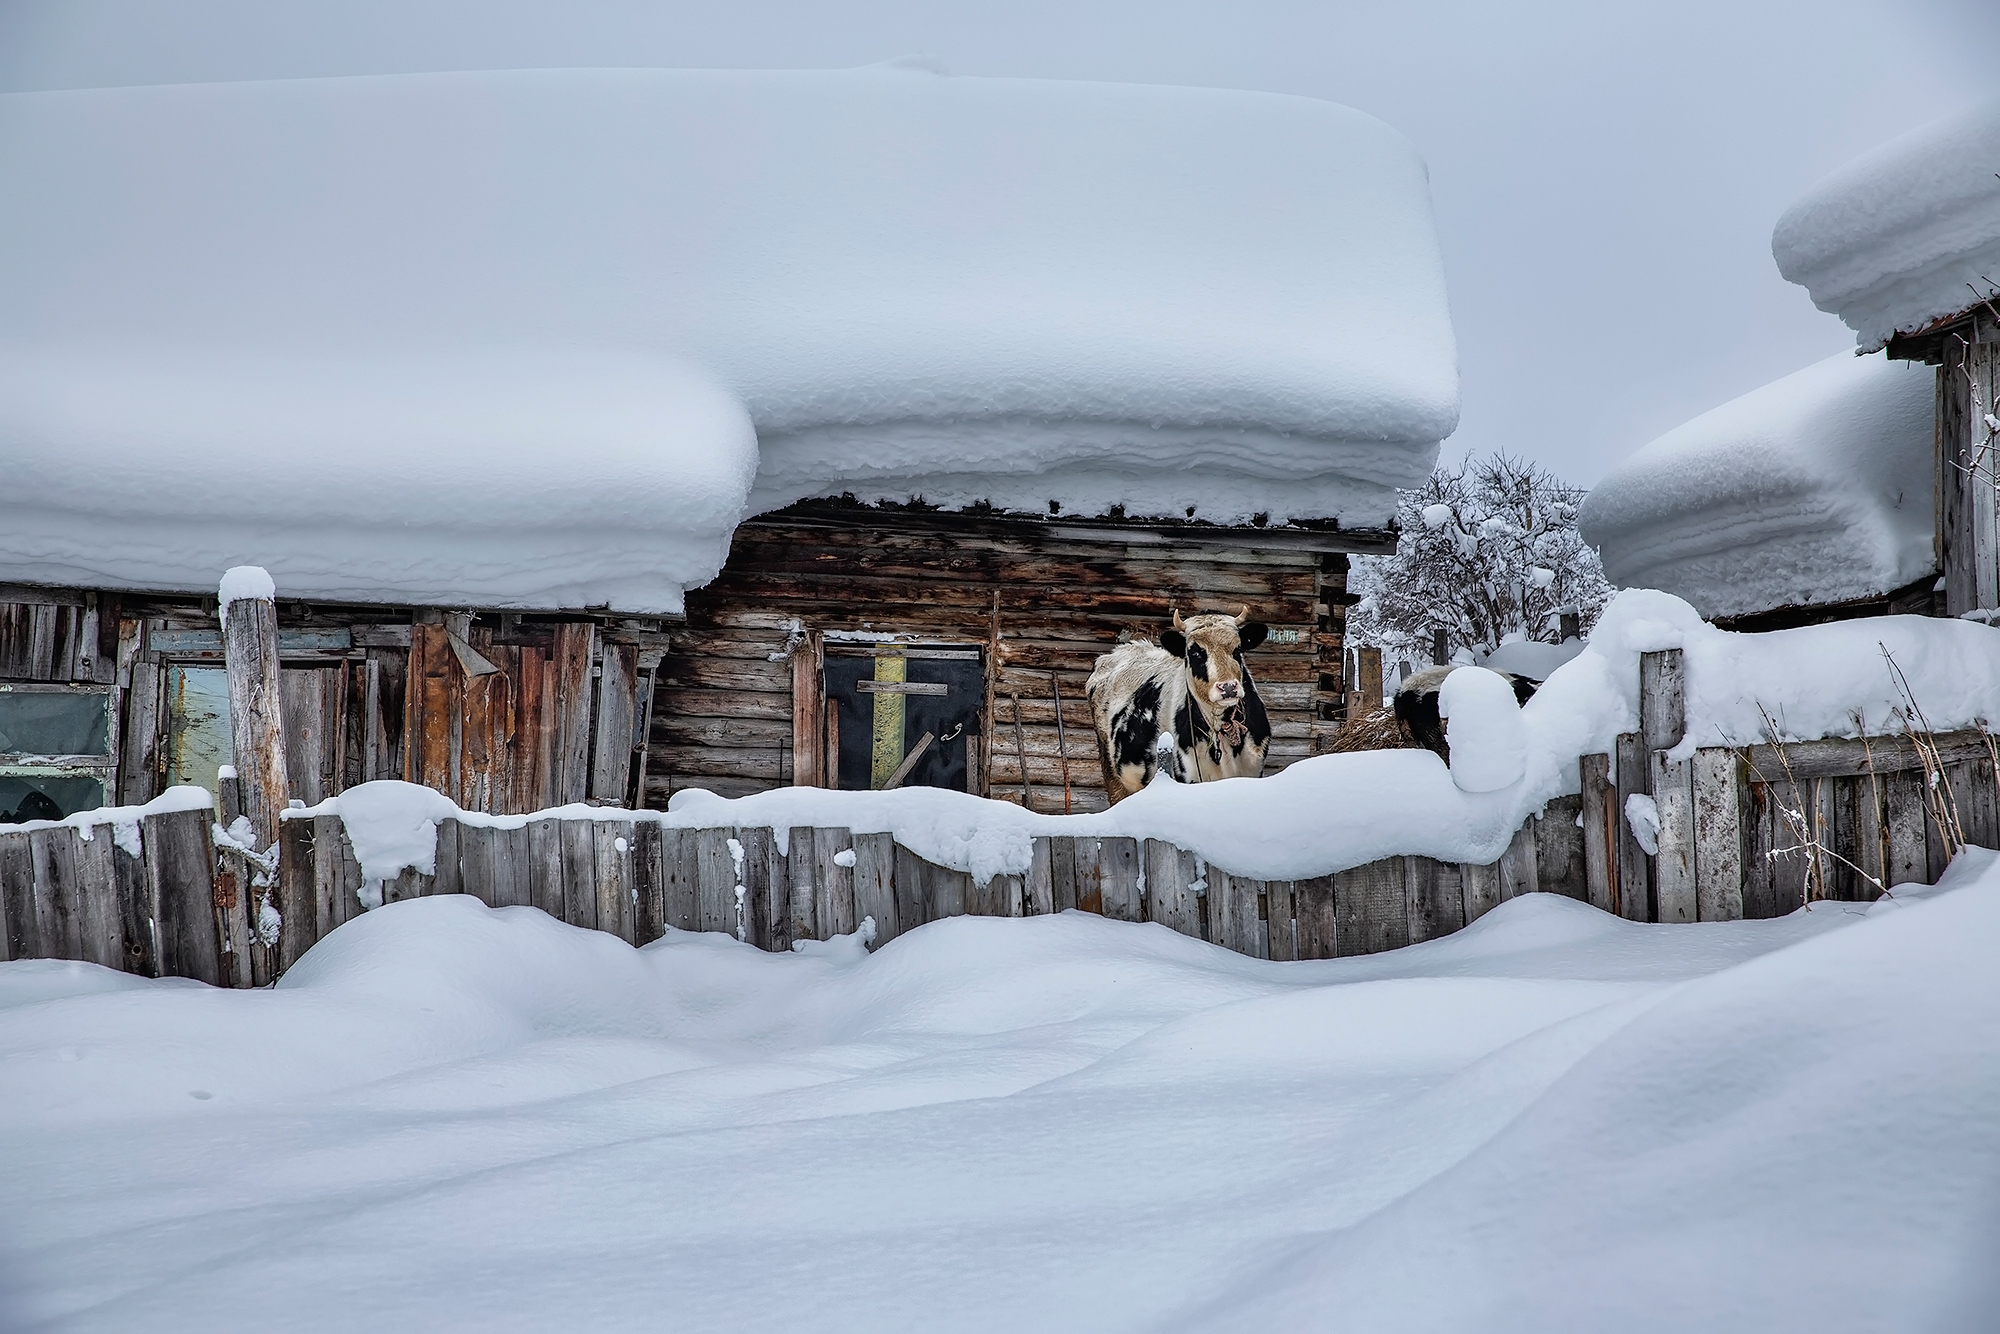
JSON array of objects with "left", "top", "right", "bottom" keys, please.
[
  {"left": 0, "top": 68, "right": 1459, "bottom": 609},
  {"left": 1773, "top": 98, "right": 2000, "bottom": 352},
  {"left": 1577, "top": 353, "right": 1936, "bottom": 621}
]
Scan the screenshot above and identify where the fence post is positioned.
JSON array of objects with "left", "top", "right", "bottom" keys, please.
[
  {"left": 1641, "top": 648, "right": 1696, "bottom": 923},
  {"left": 220, "top": 569, "right": 291, "bottom": 851},
  {"left": 1691, "top": 748, "right": 1745, "bottom": 920}
]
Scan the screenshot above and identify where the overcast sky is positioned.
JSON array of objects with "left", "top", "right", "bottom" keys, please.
[{"left": 3, "top": 0, "right": 1995, "bottom": 486}]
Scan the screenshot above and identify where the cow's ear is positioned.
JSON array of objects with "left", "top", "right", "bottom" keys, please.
[
  {"left": 1160, "top": 629, "right": 1187, "bottom": 657},
  {"left": 1236, "top": 622, "right": 1268, "bottom": 651}
]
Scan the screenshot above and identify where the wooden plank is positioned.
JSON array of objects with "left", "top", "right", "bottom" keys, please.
[
  {"left": 383, "top": 866, "right": 427, "bottom": 906},
  {"left": 1534, "top": 793, "right": 1587, "bottom": 901},
  {"left": 111, "top": 827, "right": 156, "bottom": 975},
  {"left": 489, "top": 822, "right": 531, "bottom": 910},
  {"left": 277, "top": 815, "right": 320, "bottom": 973},
  {"left": 117, "top": 656, "right": 163, "bottom": 806},
  {"left": 1614, "top": 731, "right": 1651, "bottom": 921},
  {"left": 1498, "top": 822, "right": 1539, "bottom": 903},
  {"left": 527, "top": 818, "right": 565, "bottom": 919},
  {"left": 222, "top": 590, "right": 292, "bottom": 853},
  {"left": 458, "top": 823, "right": 499, "bottom": 908},
  {"left": 1334, "top": 857, "right": 1407, "bottom": 956},
  {"left": 1460, "top": 858, "right": 1503, "bottom": 927},
  {"left": 1739, "top": 773, "right": 1776, "bottom": 920},
  {"left": 560, "top": 819, "right": 596, "bottom": 930},
  {"left": 787, "top": 826, "right": 820, "bottom": 942},
  {"left": 1095, "top": 836, "right": 1142, "bottom": 922},
  {"left": 1, "top": 833, "right": 37, "bottom": 960},
  {"left": 145, "top": 808, "right": 221, "bottom": 984},
  {"left": 280, "top": 667, "right": 343, "bottom": 805},
  {"left": 29, "top": 827, "right": 83, "bottom": 961},
  {"left": 431, "top": 818, "right": 463, "bottom": 897},
  {"left": 852, "top": 831, "right": 897, "bottom": 946},
  {"left": 986, "top": 873, "right": 1024, "bottom": 918},
  {"left": 1650, "top": 750, "right": 1696, "bottom": 924},
  {"left": 1265, "top": 878, "right": 1297, "bottom": 961},
  {"left": 1741, "top": 728, "right": 1996, "bottom": 781},
  {"left": 1579, "top": 752, "right": 1616, "bottom": 914},
  {"left": 551, "top": 623, "right": 597, "bottom": 804},
  {"left": 1143, "top": 839, "right": 1201, "bottom": 938},
  {"left": 316, "top": 813, "right": 363, "bottom": 931},
  {"left": 1025, "top": 837, "right": 1055, "bottom": 916},
  {"left": 813, "top": 827, "right": 857, "bottom": 938},
  {"left": 593, "top": 822, "right": 635, "bottom": 943},
  {"left": 1639, "top": 649, "right": 1686, "bottom": 751},
  {"left": 790, "top": 632, "right": 824, "bottom": 789},
  {"left": 694, "top": 827, "right": 737, "bottom": 935},
  {"left": 590, "top": 643, "right": 641, "bottom": 803},
  {"left": 1047, "top": 836, "right": 1078, "bottom": 912},
  {"left": 1883, "top": 769, "right": 1930, "bottom": 892},
  {"left": 1070, "top": 836, "right": 1108, "bottom": 915},
  {"left": 71, "top": 826, "right": 125, "bottom": 970},
  {"left": 924, "top": 857, "right": 971, "bottom": 923},
  {"left": 1403, "top": 856, "right": 1463, "bottom": 943},
  {"left": 632, "top": 821, "right": 666, "bottom": 945},
  {"left": 1691, "top": 748, "right": 1746, "bottom": 920},
  {"left": 731, "top": 825, "right": 776, "bottom": 949},
  {"left": 662, "top": 826, "right": 698, "bottom": 932},
  {"left": 1293, "top": 874, "right": 1337, "bottom": 959},
  {"left": 1207, "top": 866, "right": 1265, "bottom": 958},
  {"left": 893, "top": 840, "right": 928, "bottom": 935}
]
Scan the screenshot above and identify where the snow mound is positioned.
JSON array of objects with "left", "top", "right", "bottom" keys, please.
[
  {"left": 215, "top": 565, "right": 274, "bottom": 626},
  {"left": 1439, "top": 666, "right": 1526, "bottom": 793},
  {"left": 0, "top": 345, "right": 758, "bottom": 615},
  {"left": 1578, "top": 352, "right": 1936, "bottom": 619},
  {"left": 1478, "top": 637, "right": 1582, "bottom": 681},
  {"left": 1773, "top": 96, "right": 2000, "bottom": 349},
  {"left": 2, "top": 852, "right": 1995, "bottom": 1329},
  {"left": 0, "top": 66, "right": 1458, "bottom": 572}
]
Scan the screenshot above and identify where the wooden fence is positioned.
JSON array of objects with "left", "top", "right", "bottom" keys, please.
[
  {"left": 4, "top": 645, "right": 1993, "bottom": 986},
  {"left": 0, "top": 801, "right": 1588, "bottom": 987}
]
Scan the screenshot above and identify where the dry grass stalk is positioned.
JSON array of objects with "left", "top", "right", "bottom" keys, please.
[
  {"left": 1880, "top": 645, "right": 1965, "bottom": 860},
  {"left": 1748, "top": 703, "right": 1886, "bottom": 905}
]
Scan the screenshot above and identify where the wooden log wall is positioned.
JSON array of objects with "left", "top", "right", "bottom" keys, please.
[
  {"left": 0, "top": 801, "right": 1592, "bottom": 982},
  {"left": 2, "top": 587, "right": 660, "bottom": 820},
  {"left": 652, "top": 508, "right": 1366, "bottom": 812},
  {"left": 1937, "top": 307, "right": 2000, "bottom": 618}
]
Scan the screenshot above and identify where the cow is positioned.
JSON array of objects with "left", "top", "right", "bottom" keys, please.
[
  {"left": 1086, "top": 607, "right": 1272, "bottom": 805},
  {"left": 1325, "top": 663, "right": 1539, "bottom": 762}
]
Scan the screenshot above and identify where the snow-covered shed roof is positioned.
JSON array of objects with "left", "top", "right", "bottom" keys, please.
[
  {"left": 1577, "top": 352, "right": 1936, "bottom": 621},
  {"left": 0, "top": 67, "right": 1458, "bottom": 613},
  {"left": 1774, "top": 97, "right": 2000, "bottom": 352}
]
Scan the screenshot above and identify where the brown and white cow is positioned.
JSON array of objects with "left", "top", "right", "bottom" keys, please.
[{"left": 1086, "top": 608, "right": 1272, "bottom": 805}]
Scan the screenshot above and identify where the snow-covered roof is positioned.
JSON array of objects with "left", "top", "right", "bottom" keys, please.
[
  {"left": 1577, "top": 352, "right": 1935, "bottom": 620},
  {"left": 0, "top": 67, "right": 1458, "bottom": 610},
  {"left": 1773, "top": 97, "right": 2000, "bottom": 351}
]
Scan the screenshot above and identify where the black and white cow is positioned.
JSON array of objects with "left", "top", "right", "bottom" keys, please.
[{"left": 1086, "top": 608, "right": 1272, "bottom": 805}]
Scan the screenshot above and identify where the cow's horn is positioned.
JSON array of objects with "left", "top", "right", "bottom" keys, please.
[
  {"left": 1234, "top": 605, "right": 1251, "bottom": 625},
  {"left": 1172, "top": 608, "right": 1185, "bottom": 630}
]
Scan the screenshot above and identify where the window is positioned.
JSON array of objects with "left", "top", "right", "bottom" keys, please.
[
  {"left": 823, "top": 646, "right": 984, "bottom": 791},
  {"left": 0, "top": 683, "right": 115, "bottom": 821}
]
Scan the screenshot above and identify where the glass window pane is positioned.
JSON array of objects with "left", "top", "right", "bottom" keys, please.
[
  {"left": 0, "top": 690, "right": 111, "bottom": 756},
  {"left": 0, "top": 774, "right": 105, "bottom": 822}
]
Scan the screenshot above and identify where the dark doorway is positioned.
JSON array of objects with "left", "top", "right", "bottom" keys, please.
[{"left": 824, "top": 647, "right": 983, "bottom": 791}]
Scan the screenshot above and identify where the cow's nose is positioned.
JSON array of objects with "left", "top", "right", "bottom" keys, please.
[{"left": 1216, "top": 681, "right": 1240, "bottom": 699}]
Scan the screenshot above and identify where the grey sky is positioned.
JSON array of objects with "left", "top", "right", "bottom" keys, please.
[{"left": 4, "top": 0, "right": 1994, "bottom": 485}]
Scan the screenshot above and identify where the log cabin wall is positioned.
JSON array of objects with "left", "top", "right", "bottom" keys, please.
[
  {"left": 0, "top": 586, "right": 659, "bottom": 823},
  {"left": 649, "top": 506, "right": 1378, "bottom": 813}
]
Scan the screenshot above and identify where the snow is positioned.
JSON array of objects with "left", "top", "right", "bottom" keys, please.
[
  {"left": 1478, "top": 636, "right": 1582, "bottom": 680},
  {"left": 1774, "top": 97, "right": 2000, "bottom": 350},
  {"left": 0, "top": 346, "right": 759, "bottom": 616},
  {"left": 1438, "top": 666, "right": 1526, "bottom": 793},
  {"left": 3, "top": 785, "right": 212, "bottom": 850},
  {"left": 1578, "top": 352, "right": 1936, "bottom": 620},
  {"left": 1625, "top": 793, "right": 1661, "bottom": 857},
  {"left": 0, "top": 68, "right": 1457, "bottom": 611},
  {"left": 213, "top": 565, "right": 273, "bottom": 627},
  {"left": 297, "top": 590, "right": 2000, "bottom": 890},
  {"left": 3, "top": 851, "right": 1997, "bottom": 1330}
]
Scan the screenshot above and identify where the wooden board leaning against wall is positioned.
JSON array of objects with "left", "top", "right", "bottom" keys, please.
[
  {"left": 1, "top": 586, "right": 664, "bottom": 824},
  {"left": 648, "top": 504, "right": 1383, "bottom": 812}
]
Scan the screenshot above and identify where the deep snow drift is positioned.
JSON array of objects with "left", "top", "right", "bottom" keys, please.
[
  {"left": 0, "top": 66, "right": 1459, "bottom": 610},
  {"left": 1578, "top": 352, "right": 1936, "bottom": 619},
  {"left": 3, "top": 854, "right": 1997, "bottom": 1332},
  {"left": 1774, "top": 96, "right": 2000, "bottom": 350}
]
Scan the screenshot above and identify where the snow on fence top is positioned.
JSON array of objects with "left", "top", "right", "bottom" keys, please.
[
  {"left": 1578, "top": 352, "right": 1935, "bottom": 620},
  {"left": 1773, "top": 96, "right": 2000, "bottom": 350},
  {"left": 291, "top": 589, "right": 2000, "bottom": 886},
  {"left": 0, "top": 66, "right": 1459, "bottom": 609}
]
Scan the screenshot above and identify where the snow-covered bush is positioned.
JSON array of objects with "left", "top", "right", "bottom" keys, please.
[{"left": 1349, "top": 453, "right": 1612, "bottom": 668}]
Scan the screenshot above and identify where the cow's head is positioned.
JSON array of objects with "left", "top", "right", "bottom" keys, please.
[{"left": 1158, "top": 607, "right": 1268, "bottom": 710}]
